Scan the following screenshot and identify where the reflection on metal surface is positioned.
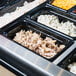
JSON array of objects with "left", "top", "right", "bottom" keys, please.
[{"left": 0, "top": 35, "right": 75, "bottom": 76}]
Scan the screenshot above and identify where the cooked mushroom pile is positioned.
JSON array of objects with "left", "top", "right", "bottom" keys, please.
[{"left": 13, "top": 30, "right": 65, "bottom": 59}]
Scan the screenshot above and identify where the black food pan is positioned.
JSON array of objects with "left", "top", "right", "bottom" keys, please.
[
  {"left": 47, "top": 0, "right": 66, "bottom": 12},
  {"left": 47, "top": 0, "right": 75, "bottom": 13},
  {"left": 47, "top": 0, "right": 76, "bottom": 10},
  {"left": 58, "top": 48, "right": 76, "bottom": 75},
  {"left": 0, "top": 17, "right": 73, "bottom": 62},
  {"left": 47, "top": 0, "right": 76, "bottom": 19},
  {"left": 25, "top": 3, "right": 76, "bottom": 40}
]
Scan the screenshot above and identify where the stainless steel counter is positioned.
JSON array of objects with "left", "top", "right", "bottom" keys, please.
[{"left": 0, "top": 35, "right": 76, "bottom": 76}]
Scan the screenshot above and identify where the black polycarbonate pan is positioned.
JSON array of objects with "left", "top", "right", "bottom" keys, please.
[
  {"left": 58, "top": 48, "right": 76, "bottom": 74},
  {"left": 47, "top": 0, "right": 67, "bottom": 12},
  {"left": 0, "top": 18, "right": 73, "bottom": 62},
  {"left": 25, "top": 3, "right": 76, "bottom": 40},
  {"left": 47, "top": 0, "right": 76, "bottom": 19},
  {"left": 47, "top": 0, "right": 76, "bottom": 12}
]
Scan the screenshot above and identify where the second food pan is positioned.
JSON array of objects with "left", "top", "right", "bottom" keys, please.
[
  {"left": 58, "top": 48, "right": 76, "bottom": 75},
  {"left": 0, "top": 17, "right": 73, "bottom": 62},
  {"left": 25, "top": 3, "right": 76, "bottom": 40}
]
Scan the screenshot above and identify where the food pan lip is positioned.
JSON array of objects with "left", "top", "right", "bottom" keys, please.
[
  {"left": 57, "top": 48, "right": 76, "bottom": 74},
  {"left": 58, "top": 48, "right": 76, "bottom": 64},
  {"left": 47, "top": 0, "right": 76, "bottom": 11},
  {"left": 0, "top": 18, "right": 74, "bottom": 62},
  {"left": 25, "top": 4, "right": 76, "bottom": 40}
]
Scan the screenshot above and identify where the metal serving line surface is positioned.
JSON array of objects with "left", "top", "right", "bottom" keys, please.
[{"left": 0, "top": 35, "right": 76, "bottom": 76}]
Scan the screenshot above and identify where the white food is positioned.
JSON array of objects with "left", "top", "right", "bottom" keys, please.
[
  {"left": 13, "top": 30, "right": 65, "bottom": 59},
  {"left": 37, "top": 15, "right": 76, "bottom": 37},
  {"left": 68, "top": 62, "right": 76, "bottom": 74},
  {"left": 0, "top": 0, "right": 46, "bottom": 28}
]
